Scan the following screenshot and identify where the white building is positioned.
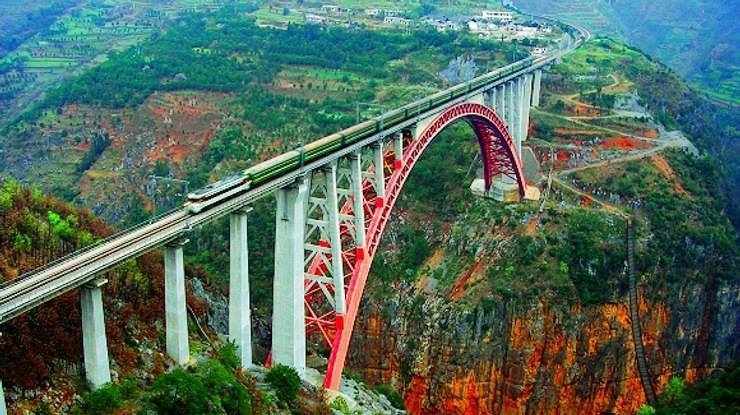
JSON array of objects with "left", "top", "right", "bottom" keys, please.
[
  {"left": 365, "top": 8, "right": 381, "bottom": 16},
  {"left": 435, "top": 18, "right": 458, "bottom": 31},
  {"left": 321, "top": 5, "right": 341, "bottom": 14},
  {"left": 385, "top": 16, "right": 410, "bottom": 26},
  {"left": 481, "top": 10, "right": 513, "bottom": 22},
  {"left": 306, "top": 14, "right": 327, "bottom": 24},
  {"left": 532, "top": 47, "right": 548, "bottom": 55}
]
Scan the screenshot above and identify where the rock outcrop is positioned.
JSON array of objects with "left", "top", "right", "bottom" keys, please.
[{"left": 348, "top": 278, "right": 740, "bottom": 414}]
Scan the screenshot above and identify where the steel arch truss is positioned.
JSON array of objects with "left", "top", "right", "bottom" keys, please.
[{"left": 304, "top": 102, "right": 526, "bottom": 389}]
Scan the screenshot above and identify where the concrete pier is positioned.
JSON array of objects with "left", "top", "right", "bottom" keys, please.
[
  {"left": 393, "top": 132, "right": 404, "bottom": 170},
  {"left": 350, "top": 151, "right": 366, "bottom": 250},
  {"left": 229, "top": 209, "right": 252, "bottom": 368},
  {"left": 164, "top": 239, "right": 189, "bottom": 366},
  {"left": 485, "top": 87, "right": 496, "bottom": 109},
  {"left": 1, "top": 380, "right": 7, "bottom": 415},
  {"left": 81, "top": 279, "right": 111, "bottom": 389},
  {"left": 532, "top": 70, "right": 542, "bottom": 107},
  {"left": 272, "top": 179, "right": 308, "bottom": 374},
  {"left": 496, "top": 84, "right": 506, "bottom": 120},
  {"left": 325, "top": 162, "right": 346, "bottom": 316},
  {"left": 511, "top": 78, "right": 523, "bottom": 157},
  {"left": 521, "top": 73, "right": 533, "bottom": 143},
  {"left": 372, "top": 142, "right": 385, "bottom": 203}
]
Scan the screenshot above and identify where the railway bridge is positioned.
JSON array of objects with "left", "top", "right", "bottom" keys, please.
[{"left": 0, "top": 23, "right": 588, "bottom": 411}]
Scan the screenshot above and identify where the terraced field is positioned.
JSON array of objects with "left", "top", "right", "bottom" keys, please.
[{"left": 0, "top": 0, "right": 232, "bottom": 127}]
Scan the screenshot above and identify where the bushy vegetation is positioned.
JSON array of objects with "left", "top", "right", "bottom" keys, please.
[
  {"left": 76, "top": 133, "right": 111, "bottom": 174},
  {"left": 487, "top": 209, "right": 625, "bottom": 305},
  {"left": 639, "top": 365, "right": 740, "bottom": 415},
  {"left": 69, "top": 349, "right": 334, "bottom": 415},
  {"left": 265, "top": 364, "right": 301, "bottom": 406},
  {"left": 76, "top": 380, "right": 138, "bottom": 415},
  {"left": 148, "top": 360, "right": 252, "bottom": 415},
  {"left": 0, "top": 178, "right": 174, "bottom": 388},
  {"left": 24, "top": 12, "right": 519, "bottom": 117},
  {"left": 572, "top": 150, "right": 738, "bottom": 287},
  {"left": 372, "top": 384, "right": 405, "bottom": 410},
  {"left": 329, "top": 396, "right": 351, "bottom": 414}
]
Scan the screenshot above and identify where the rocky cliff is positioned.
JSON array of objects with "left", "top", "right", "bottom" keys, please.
[{"left": 348, "top": 276, "right": 739, "bottom": 414}]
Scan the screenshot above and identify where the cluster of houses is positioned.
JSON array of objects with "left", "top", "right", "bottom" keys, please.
[
  {"left": 304, "top": 4, "right": 553, "bottom": 46},
  {"left": 308, "top": 5, "right": 411, "bottom": 26}
]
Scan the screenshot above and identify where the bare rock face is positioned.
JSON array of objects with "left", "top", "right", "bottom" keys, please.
[{"left": 348, "top": 278, "right": 740, "bottom": 414}]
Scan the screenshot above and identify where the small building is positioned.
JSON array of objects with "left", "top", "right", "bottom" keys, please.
[
  {"left": 532, "top": 47, "right": 548, "bottom": 55},
  {"left": 467, "top": 19, "right": 479, "bottom": 31},
  {"left": 384, "top": 16, "right": 410, "bottom": 26},
  {"left": 435, "top": 18, "right": 458, "bottom": 32},
  {"left": 321, "top": 4, "right": 341, "bottom": 14},
  {"left": 516, "top": 25, "right": 538, "bottom": 36},
  {"left": 481, "top": 10, "right": 513, "bottom": 22},
  {"left": 306, "top": 14, "right": 327, "bottom": 24},
  {"left": 365, "top": 8, "right": 381, "bottom": 17}
]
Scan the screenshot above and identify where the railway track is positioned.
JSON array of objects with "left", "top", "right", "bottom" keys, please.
[{"left": 627, "top": 217, "right": 658, "bottom": 405}]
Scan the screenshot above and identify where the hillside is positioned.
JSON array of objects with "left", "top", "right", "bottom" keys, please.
[
  {"left": 0, "top": 180, "right": 403, "bottom": 414},
  {"left": 0, "top": 10, "right": 527, "bottom": 224},
  {"left": 514, "top": 0, "right": 740, "bottom": 106},
  {"left": 347, "top": 37, "right": 739, "bottom": 414}
]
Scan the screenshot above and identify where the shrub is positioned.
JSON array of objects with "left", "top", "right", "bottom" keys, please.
[
  {"left": 198, "top": 360, "right": 252, "bottom": 415},
  {"left": 33, "top": 401, "right": 53, "bottom": 415},
  {"left": 636, "top": 405, "right": 656, "bottom": 415},
  {"left": 329, "top": 396, "right": 351, "bottom": 414},
  {"left": 78, "top": 383, "right": 123, "bottom": 415},
  {"left": 265, "top": 364, "right": 301, "bottom": 405},
  {"left": 372, "top": 384, "right": 405, "bottom": 410},
  {"left": 148, "top": 368, "right": 210, "bottom": 415},
  {"left": 218, "top": 340, "right": 241, "bottom": 370}
]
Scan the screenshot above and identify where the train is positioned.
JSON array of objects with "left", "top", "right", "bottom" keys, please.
[{"left": 184, "top": 50, "right": 568, "bottom": 214}]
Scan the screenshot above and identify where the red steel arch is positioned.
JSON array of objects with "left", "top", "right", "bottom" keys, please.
[{"left": 309, "top": 102, "right": 526, "bottom": 389}]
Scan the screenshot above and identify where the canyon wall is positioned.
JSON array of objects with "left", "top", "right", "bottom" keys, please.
[{"left": 348, "top": 278, "right": 740, "bottom": 414}]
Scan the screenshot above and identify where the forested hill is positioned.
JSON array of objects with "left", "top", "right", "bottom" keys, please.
[{"left": 514, "top": 0, "right": 740, "bottom": 106}]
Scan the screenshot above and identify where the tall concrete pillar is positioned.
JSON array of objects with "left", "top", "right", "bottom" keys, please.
[
  {"left": 272, "top": 178, "right": 308, "bottom": 374},
  {"left": 1, "top": 379, "right": 7, "bottom": 415},
  {"left": 505, "top": 81, "right": 514, "bottom": 135},
  {"left": 81, "top": 279, "right": 111, "bottom": 389},
  {"left": 229, "top": 209, "right": 252, "bottom": 368},
  {"left": 350, "top": 151, "right": 366, "bottom": 252},
  {"left": 393, "top": 133, "right": 404, "bottom": 170},
  {"left": 496, "top": 84, "right": 506, "bottom": 121},
  {"left": 486, "top": 88, "right": 496, "bottom": 109},
  {"left": 521, "top": 73, "right": 533, "bottom": 143},
  {"left": 164, "top": 239, "right": 189, "bottom": 366},
  {"left": 373, "top": 142, "right": 385, "bottom": 206},
  {"left": 507, "top": 79, "right": 522, "bottom": 157},
  {"left": 324, "top": 162, "right": 346, "bottom": 318},
  {"left": 532, "top": 70, "right": 542, "bottom": 107}
]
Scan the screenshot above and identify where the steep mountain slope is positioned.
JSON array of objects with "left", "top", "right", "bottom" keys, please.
[
  {"left": 346, "top": 38, "right": 739, "bottom": 414},
  {"left": 514, "top": 0, "right": 740, "bottom": 106}
]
